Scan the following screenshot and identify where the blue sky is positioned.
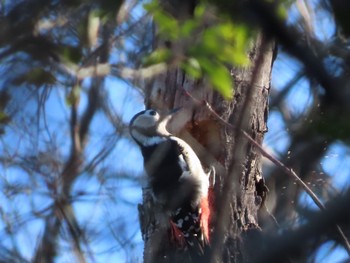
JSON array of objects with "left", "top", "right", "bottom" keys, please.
[{"left": 1, "top": 1, "right": 350, "bottom": 262}]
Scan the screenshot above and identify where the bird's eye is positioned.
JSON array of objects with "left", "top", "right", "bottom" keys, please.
[{"left": 149, "top": 110, "right": 157, "bottom": 116}]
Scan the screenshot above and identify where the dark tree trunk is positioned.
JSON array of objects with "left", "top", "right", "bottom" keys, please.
[{"left": 139, "top": 2, "right": 275, "bottom": 262}]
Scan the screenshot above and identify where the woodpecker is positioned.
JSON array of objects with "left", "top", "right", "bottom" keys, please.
[{"left": 129, "top": 109, "right": 212, "bottom": 258}]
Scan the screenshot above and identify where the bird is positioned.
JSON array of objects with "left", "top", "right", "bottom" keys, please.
[{"left": 129, "top": 108, "right": 212, "bottom": 259}]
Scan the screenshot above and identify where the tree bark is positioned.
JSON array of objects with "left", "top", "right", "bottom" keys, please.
[{"left": 139, "top": 2, "right": 275, "bottom": 262}]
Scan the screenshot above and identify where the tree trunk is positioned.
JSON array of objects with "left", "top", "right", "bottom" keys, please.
[{"left": 139, "top": 2, "right": 275, "bottom": 262}]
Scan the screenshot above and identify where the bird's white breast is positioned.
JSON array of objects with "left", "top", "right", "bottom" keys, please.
[{"left": 131, "top": 129, "right": 167, "bottom": 146}]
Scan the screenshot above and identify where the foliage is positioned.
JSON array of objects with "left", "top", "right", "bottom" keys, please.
[
  {"left": 0, "top": 0, "right": 350, "bottom": 262},
  {"left": 144, "top": 1, "right": 252, "bottom": 99}
]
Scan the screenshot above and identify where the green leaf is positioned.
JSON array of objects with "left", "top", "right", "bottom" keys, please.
[
  {"left": 66, "top": 85, "right": 81, "bottom": 106},
  {"left": 194, "top": 3, "right": 206, "bottom": 19},
  {"left": 144, "top": 1, "right": 179, "bottom": 40},
  {"left": 198, "top": 57, "right": 233, "bottom": 99},
  {"left": 180, "top": 20, "right": 198, "bottom": 38},
  {"left": 143, "top": 1, "right": 158, "bottom": 12},
  {"left": 276, "top": 3, "right": 288, "bottom": 19},
  {"left": 154, "top": 11, "right": 179, "bottom": 40},
  {"left": 189, "top": 22, "right": 250, "bottom": 67},
  {"left": 142, "top": 48, "right": 172, "bottom": 66},
  {"left": 181, "top": 58, "right": 202, "bottom": 78}
]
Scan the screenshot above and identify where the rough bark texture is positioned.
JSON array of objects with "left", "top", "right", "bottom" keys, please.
[{"left": 138, "top": 2, "right": 275, "bottom": 262}]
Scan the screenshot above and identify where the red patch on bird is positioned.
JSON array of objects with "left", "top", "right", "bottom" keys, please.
[
  {"left": 169, "top": 220, "right": 187, "bottom": 249},
  {"left": 200, "top": 187, "right": 215, "bottom": 242}
]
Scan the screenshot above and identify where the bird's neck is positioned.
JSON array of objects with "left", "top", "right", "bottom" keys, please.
[{"left": 131, "top": 129, "right": 168, "bottom": 147}]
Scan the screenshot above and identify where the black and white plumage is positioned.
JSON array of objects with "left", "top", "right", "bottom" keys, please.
[{"left": 129, "top": 109, "right": 211, "bottom": 255}]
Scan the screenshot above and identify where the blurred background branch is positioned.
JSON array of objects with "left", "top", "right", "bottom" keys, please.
[{"left": 0, "top": 0, "right": 350, "bottom": 262}]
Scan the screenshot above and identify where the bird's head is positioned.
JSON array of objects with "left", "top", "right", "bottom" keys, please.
[{"left": 129, "top": 108, "right": 181, "bottom": 146}]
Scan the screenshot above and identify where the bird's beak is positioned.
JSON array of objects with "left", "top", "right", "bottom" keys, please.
[
  {"left": 163, "top": 107, "right": 182, "bottom": 122},
  {"left": 158, "top": 107, "right": 182, "bottom": 132}
]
